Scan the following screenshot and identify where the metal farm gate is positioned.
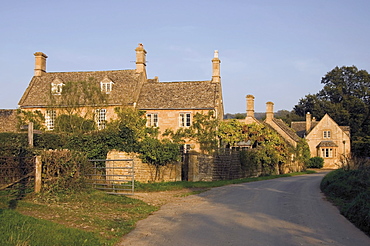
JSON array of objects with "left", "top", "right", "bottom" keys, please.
[{"left": 87, "top": 159, "right": 135, "bottom": 195}]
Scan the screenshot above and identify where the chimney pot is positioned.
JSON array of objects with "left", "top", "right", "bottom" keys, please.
[
  {"left": 246, "top": 95, "right": 255, "bottom": 118},
  {"left": 34, "top": 52, "right": 47, "bottom": 76},
  {"left": 212, "top": 50, "right": 221, "bottom": 83},
  {"left": 265, "top": 101, "right": 274, "bottom": 122},
  {"left": 135, "top": 43, "right": 147, "bottom": 75},
  {"left": 306, "top": 112, "right": 312, "bottom": 133}
]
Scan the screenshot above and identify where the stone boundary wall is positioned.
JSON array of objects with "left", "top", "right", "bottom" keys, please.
[
  {"left": 188, "top": 149, "right": 304, "bottom": 182},
  {"left": 107, "top": 150, "right": 304, "bottom": 183},
  {"left": 107, "top": 150, "right": 181, "bottom": 183}
]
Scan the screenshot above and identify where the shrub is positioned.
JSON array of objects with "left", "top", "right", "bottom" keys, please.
[
  {"left": 307, "top": 156, "right": 324, "bottom": 168},
  {"left": 321, "top": 167, "right": 370, "bottom": 235},
  {"left": 342, "top": 190, "right": 370, "bottom": 235},
  {"left": 40, "top": 150, "right": 92, "bottom": 194}
]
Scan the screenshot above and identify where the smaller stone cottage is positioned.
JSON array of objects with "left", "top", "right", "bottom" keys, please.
[
  {"left": 243, "top": 95, "right": 350, "bottom": 169},
  {"left": 291, "top": 113, "right": 351, "bottom": 169}
]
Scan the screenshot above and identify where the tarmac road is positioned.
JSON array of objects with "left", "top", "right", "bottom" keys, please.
[{"left": 119, "top": 171, "right": 370, "bottom": 246}]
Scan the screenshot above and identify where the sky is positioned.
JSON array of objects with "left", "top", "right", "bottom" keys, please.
[{"left": 1, "top": 0, "right": 370, "bottom": 113}]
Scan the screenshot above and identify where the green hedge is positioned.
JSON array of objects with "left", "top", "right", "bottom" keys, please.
[
  {"left": 321, "top": 168, "right": 370, "bottom": 235},
  {"left": 307, "top": 156, "right": 324, "bottom": 168}
]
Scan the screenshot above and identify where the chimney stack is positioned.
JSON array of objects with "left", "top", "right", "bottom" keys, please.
[
  {"left": 212, "top": 50, "right": 221, "bottom": 83},
  {"left": 135, "top": 43, "right": 147, "bottom": 75},
  {"left": 246, "top": 95, "right": 255, "bottom": 118},
  {"left": 306, "top": 112, "right": 312, "bottom": 133},
  {"left": 34, "top": 52, "right": 47, "bottom": 76},
  {"left": 265, "top": 101, "right": 274, "bottom": 122}
]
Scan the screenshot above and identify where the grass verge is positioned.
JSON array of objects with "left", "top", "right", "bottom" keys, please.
[
  {"left": 0, "top": 190, "right": 157, "bottom": 246},
  {"left": 135, "top": 170, "right": 316, "bottom": 192}
]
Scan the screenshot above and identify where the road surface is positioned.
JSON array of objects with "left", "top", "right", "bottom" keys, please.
[{"left": 119, "top": 171, "right": 370, "bottom": 246}]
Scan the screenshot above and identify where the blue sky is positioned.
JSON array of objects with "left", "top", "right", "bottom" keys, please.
[{"left": 1, "top": 0, "right": 370, "bottom": 113}]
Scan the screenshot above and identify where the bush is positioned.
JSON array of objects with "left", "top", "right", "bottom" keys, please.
[
  {"left": 321, "top": 167, "right": 370, "bottom": 235},
  {"left": 40, "top": 150, "right": 93, "bottom": 194},
  {"left": 307, "top": 156, "right": 324, "bottom": 168},
  {"left": 342, "top": 190, "right": 370, "bottom": 235}
]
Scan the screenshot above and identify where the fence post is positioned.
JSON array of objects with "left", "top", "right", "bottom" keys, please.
[
  {"left": 35, "top": 156, "right": 42, "bottom": 193},
  {"left": 28, "top": 122, "right": 34, "bottom": 147}
]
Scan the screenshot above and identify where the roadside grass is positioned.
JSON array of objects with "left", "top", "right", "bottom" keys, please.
[
  {"left": 0, "top": 189, "right": 157, "bottom": 246},
  {"left": 0, "top": 170, "right": 315, "bottom": 245},
  {"left": 135, "top": 170, "right": 316, "bottom": 192},
  {"left": 0, "top": 208, "right": 101, "bottom": 246},
  {"left": 321, "top": 168, "right": 370, "bottom": 236}
]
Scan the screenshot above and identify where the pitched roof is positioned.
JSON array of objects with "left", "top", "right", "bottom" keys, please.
[
  {"left": 271, "top": 118, "right": 301, "bottom": 142},
  {"left": 137, "top": 81, "right": 222, "bottom": 109},
  {"left": 317, "top": 141, "right": 338, "bottom": 147},
  {"left": 291, "top": 115, "right": 350, "bottom": 138},
  {"left": 291, "top": 121, "right": 319, "bottom": 137},
  {"left": 19, "top": 70, "right": 143, "bottom": 107}
]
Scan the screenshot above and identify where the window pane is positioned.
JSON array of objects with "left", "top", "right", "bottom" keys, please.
[
  {"left": 46, "top": 110, "right": 56, "bottom": 131},
  {"left": 186, "top": 113, "right": 191, "bottom": 126},
  {"left": 95, "top": 109, "right": 106, "bottom": 130}
]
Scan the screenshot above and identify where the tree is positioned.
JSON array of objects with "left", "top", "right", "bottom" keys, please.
[
  {"left": 242, "top": 123, "right": 290, "bottom": 175},
  {"left": 293, "top": 66, "right": 370, "bottom": 156},
  {"left": 163, "top": 111, "right": 219, "bottom": 154},
  {"left": 16, "top": 109, "right": 45, "bottom": 131},
  {"left": 274, "top": 110, "right": 304, "bottom": 125},
  {"left": 188, "top": 111, "right": 219, "bottom": 154}
]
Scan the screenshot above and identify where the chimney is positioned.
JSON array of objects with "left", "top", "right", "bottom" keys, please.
[
  {"left": 135, "top": 43, "right": 147, "bottom": 75},
  {"left": 306, "top": 112, "right": 312, "bottom": 133},
  {"left": 265, "top": 101, "right": 274, "bottom": 122},
  {"left": 246, "top": 95, "right": 255, "bottom": 118},
  {"left": 212, "top": 50, "right": 221, "bottom": 83},
  {"left": 34, "top": 52, "right": 47, "bottom": 76}
]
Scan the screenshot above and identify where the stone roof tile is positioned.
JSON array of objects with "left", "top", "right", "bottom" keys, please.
[
  {"left": 137, "top": 81, "right": 221, "bottom": 109},
  {"left": 272, "top": 118, "right": 301, "bottom": 142},
  {"left": 19, "top": 70, "right": 142, "bottom": 107}
]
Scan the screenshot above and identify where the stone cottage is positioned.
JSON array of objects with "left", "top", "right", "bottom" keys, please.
[
  {"left": 17, "top": 44, "right": 224, "bottom": 150},
  {"left": 244, "top": 95, "right": 350, "bottom": 169},
  {"left": 291, "top": 113, "right": 351, "bottom": 169}
]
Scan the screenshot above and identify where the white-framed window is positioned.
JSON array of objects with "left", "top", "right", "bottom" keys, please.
[
  {"left": 323, "top": 130, "right": 331, "bottom": 139},
  {"left": 146, "top": 113, "right": 158, "bottom": 127},
  {"left": 179, "top": 113, "right": 191, "bottom": 127},
  {"left": 100, "top": 78, "right": 114, "bottom": 94},
  {"left": 51, "top": 82, "right": 64, "bottom": 95},
  {"left": 45, "top": 110, "right": 56, "bottom": 131},
  {"left": 180, "top": 144, "right": 191, "bottom": 153},
  {"left": 95, "top": 109, "right": 106, "bottom": 130},
  {"left": 321, "top": 148, "right": 333, "bottom": 158}
]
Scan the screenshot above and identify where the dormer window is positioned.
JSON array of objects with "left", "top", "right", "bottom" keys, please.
[
  {"left": 100, "top": 77, "right": 114, "bottom": 94},
  {"left": 51, "top": 78, "right": 64, "bottom": 95}
]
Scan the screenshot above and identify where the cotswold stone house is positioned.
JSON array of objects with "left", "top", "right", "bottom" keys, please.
[
  {"left": 244, "top": 95, "right": 350, "bottom": 169},
  {"left": 18, "top": 44, "right": 224, "bottom": 150},
  {"left": 291, "top": 113, "right": 351, "bottom": 169}
]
